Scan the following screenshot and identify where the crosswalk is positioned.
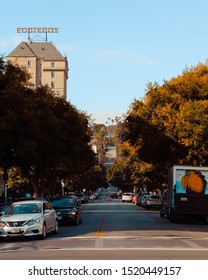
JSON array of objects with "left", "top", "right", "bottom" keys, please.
[{"left": 1, "top": 234, "right": 208, "bottom": 253}]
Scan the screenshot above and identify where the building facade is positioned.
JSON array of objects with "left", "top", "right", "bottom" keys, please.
[{"left": 6, "top": 39, "right": 68, "bottom": 99}]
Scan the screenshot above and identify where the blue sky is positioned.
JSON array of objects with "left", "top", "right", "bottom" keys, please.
[{"left": 1, "top": 0, "right": 208, "bottom": 124}]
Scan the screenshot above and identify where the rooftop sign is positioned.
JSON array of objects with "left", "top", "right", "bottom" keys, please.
[{"left": 17, "top": 27, "right": 59, "bottom": 33}]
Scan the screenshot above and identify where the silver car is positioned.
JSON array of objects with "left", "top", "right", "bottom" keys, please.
[
  {"left": 144, "top": 194, "right": 163, "bottom": 209},
  {"left": 0, "top": 200, "right": 59, "bottom": 239}
]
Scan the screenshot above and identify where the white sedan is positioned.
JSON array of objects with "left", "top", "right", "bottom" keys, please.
[
  {"left": 122, "top": 193, "right": 133, "bottom": 202},
  {"left": 0, "top": 199, "right": 59, "bottom": 239}
]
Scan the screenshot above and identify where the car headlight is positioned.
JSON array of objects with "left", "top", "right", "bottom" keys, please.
[
  {"left": 24, "top": 219, "right": 40, "bottom": 226},
  {"left": 69, "top": 211, "right": 76, "bottom": 216},
  {"left": 0, "top": 221, "right": 6, "bottom": 227}
]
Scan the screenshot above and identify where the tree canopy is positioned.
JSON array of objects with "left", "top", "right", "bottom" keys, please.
[
  {"left": 0, "top": 57, "right": 95, "bottom": 197},
  {"left": 112, "top": 61, "right": 208, "bottom": 192}
]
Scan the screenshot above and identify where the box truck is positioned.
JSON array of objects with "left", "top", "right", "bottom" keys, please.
[{"left": 161, "top": 165, "right": 208, "bottom": 222}]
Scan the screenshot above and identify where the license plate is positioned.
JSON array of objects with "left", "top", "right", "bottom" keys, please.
[{"left": 11, "top": 228, "right": 21, "bottom": 233}]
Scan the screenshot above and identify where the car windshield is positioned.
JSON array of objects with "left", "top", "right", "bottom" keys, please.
[
  {"left": 6, "top": 203, "right": 42, "bottom": 214},
  {"left": 50, "top": 197, "right": 75, "bottom": 207}
]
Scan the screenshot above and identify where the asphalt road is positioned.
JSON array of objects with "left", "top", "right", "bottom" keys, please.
[{"left": 0, "top": 198, "right": 208, "bottom": 260}]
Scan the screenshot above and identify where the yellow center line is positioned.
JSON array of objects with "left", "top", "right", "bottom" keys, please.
[{"left": 95, "top": 216, "right": 104, "bottom": 237}]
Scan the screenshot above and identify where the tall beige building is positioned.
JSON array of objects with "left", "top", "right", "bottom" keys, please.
[{"left": 6, "top": 39, "right": 68, "bottom": 99}]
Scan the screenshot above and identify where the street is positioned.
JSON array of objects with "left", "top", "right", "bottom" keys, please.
[{"left": 0, "top": 198, "right": 208, "bottom": 260}]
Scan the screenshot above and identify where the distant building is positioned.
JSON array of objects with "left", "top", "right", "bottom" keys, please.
[{"left": 6, "top": 38, "right": 68, "bottom": 99}]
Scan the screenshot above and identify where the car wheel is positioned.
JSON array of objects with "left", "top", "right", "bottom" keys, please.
[
  {"left": 39, "top": 223, "right": 47, "bottom": 239},
  {"left": 79, "top": 214, "right": 83, "bottom": 223},
  {"left": 52, "top": 219, "right": 59, "bottom": 234},
  {"left": 75, "top": 214, "right": 80, "bottom": 225},
  {"left": 160, "top": 211, "right": 165, "bottom": 217}
]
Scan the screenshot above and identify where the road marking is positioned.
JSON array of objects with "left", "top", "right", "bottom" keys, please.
[
  {"left": 0, "top": 235, "right": 208, "bottom": 253},
  {"left": 94, "top": 216, "right": 104, "bottom": 248},
  {"left": 95, "top": 217, "right": 104, "bottom": 237},
  {"left": 1, "top": 235, "right": 207, "bottom": 253},
  {"left": 1, "top": 247, "right": 208, "bottom": 253},
  {"left": 94, "top": 238, "right": 104, "bottom": 248},
  {"left": 0, "top": 243, "right": 16, "bottom": 250},
  {"left": 52, "top": 235, "right": 208, "bottom": 241},
  {"left": 181, "top": 239, "right": 203, "bottom": 249}
]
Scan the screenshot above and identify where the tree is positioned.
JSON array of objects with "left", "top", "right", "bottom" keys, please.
[
  {"left": 124, "top": 61, "right": 208, "bottom": 189},
  {"left": 0, "top": 57, "right": 95, "bottom": 197},
  {"left": 90, "top": 124, "right": 108, "bottom": 164}
]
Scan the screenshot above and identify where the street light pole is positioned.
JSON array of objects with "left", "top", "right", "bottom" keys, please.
[{"left": 3, "top": 168, "right": 8, "bottom": 203}]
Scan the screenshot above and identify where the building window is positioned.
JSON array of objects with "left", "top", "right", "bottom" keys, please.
[
  {"left": 51, "top": 62, "right": 55, "bottom": 67},
  {"left": 51, "top": 81, "right": 55, "bottom": 88},
  {"left": 27, "top": 60, "right": 32, "bottom": 67},
  {"left": 51, "top": 71, "right": 55, "bottom": 78}
]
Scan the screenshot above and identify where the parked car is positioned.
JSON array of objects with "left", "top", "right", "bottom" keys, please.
[
  {"left": 76, "top": 194, "right": 88, "bottom": 204},
  {"left": 144, "top": 194, "right": 163, "bottom": 209},
  {"left": 0, "top": 203, "right": 11, "bottom": 216},
  {"left": 140, "top": 194, "right": 150, "bottom": 207},
  {"left": 122, "top": 193, "right": 133, "bottom": 203},
  {"left": 50, "top": 196, "right": 82, "bottom": 225},
  {"left": 89, "top": 194, "right": 95, "bottom": 200},
  {"left": 0, "top": 199, "right": 58, "bottom": 239},
  {"left": 111, "top": 193, "right": 118, "bottom": 199},
  {"left": 89, "top": 192, "right": 100, "bottom": 200}
]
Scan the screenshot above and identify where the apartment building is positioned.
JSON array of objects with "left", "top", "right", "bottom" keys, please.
[{"left": 6, "top": 39, "right": 68, "bottom": 99}]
